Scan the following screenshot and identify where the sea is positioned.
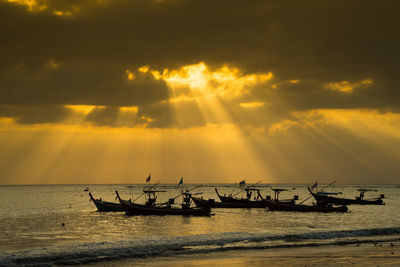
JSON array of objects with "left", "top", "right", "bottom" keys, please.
[{"left": 0, "top": 183, "right": 399, "bottom": 266}]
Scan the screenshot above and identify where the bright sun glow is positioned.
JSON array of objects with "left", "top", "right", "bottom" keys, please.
[{"left": 143, "top": 62, "right": 273, "bottom": 99}]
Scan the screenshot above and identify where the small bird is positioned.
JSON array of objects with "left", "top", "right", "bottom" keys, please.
[{"left": 61, "top": 223, "right": 65, "bottom": 227}]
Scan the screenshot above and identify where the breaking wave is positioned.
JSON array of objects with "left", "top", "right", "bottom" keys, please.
[{"left": 2, "top": 227, "right": 400, "bottom": 266}]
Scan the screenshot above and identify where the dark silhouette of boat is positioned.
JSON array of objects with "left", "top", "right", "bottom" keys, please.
[
  {"left": 214, "top": 188, "right": 266, "bottom": 208},
  {"left": 263, "top": 199, "right": 348, "bottom": 212},
  {"left": 193, "top": 187, "right": 296, "bottom": 208},
  {"left": 257, "top": 190, "right": 348, "bottom": 212},
  {"left": 191, "top": 196, "right": 263, "bottom": 208},
  {"left": 115, "top": 190, "right": 211, "bottom": 216},
  {"left": 89, "top": 192, "right": 124, "bottom": 212},
  {"left": 308, "top": 187, "right": 384, "bottom": 205},
  {"left": 267, "top": 188, "right": 298, "bottom": 204}
]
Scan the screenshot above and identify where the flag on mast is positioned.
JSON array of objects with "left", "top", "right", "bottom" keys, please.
[
  {"left": 146, "top": 174, "right": 151, "bottom": 183},
  {"left": 178, "top": 177, "right": 183, "bottom": 187},
  {"left": 311, "top": 182, "right": 318, "bottom": 190}
]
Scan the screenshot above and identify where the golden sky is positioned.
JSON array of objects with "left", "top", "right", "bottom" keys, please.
[{"left": 1, "top": 0, "right": 400, "bottom": 184}]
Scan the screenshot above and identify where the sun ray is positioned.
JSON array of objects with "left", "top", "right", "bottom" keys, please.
[
  {"left": 145, "top": 62, "right": 274, "bottom": 182},
  {"left": 266, "top": 109, "right": 400, "bottom": 183}
]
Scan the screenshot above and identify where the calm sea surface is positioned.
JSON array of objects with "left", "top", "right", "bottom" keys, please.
[{"left": 1, "top": 184, "right": 399, "bottom": 265}]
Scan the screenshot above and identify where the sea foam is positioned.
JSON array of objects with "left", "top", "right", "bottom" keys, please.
[{"left": 1, "top": 226, "right": 400, "bottom": 266}]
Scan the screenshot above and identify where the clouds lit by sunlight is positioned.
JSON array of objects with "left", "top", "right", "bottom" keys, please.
[
  {"left": 6, "top": 0, "right": 82, "bottom": 15},
  {"left": 325, "top": 78, "right": 373, "bottom": 93},
  {"left": 147, "top": 62, "right": 273, "bottom": 100},
  {"left": 65, "top": 105, "right": 101, "bottom": 115},
  {"left": 53, "top": 10, "right": 72, "bottom": 16},
  {"left": 239, "top": 101, "right": 265, "bottom": 108},
  {"left": 6, "top": 0, "right": 46, "bottom": 12},
  {"left": 125, "top": 69, "right": 135, "bottom": 80},
  {"left": 268, "top": 109, "right": 400, "bottom": 139},
  {"left": 1, "top": 0, "right": 400, "bottom": 184}
]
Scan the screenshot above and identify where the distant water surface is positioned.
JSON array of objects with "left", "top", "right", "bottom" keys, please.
[{"left": 0, "top": 184, "right": 399, "bottom": 265}]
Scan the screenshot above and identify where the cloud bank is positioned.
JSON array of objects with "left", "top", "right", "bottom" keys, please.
[{"left": 1, "top": 0, "right": 399, "bottom": 128}]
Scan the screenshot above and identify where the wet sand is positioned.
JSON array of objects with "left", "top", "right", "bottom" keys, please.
[{"left": 93, "top": 242, "right": 400, "bottom": 266}]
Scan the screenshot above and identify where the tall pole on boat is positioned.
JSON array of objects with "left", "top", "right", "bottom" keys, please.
[
  {"left": 132, "top": 181, "right": 160, "bottom": 203},
  {"left": 298, "top": 180, "right": 336, "bottom": 205},
  {"left": 232, "top": 180, "right": 262, "bottom": 197},
  {"left": 170, "top": 184, "right": 203, "bottom": 201}
]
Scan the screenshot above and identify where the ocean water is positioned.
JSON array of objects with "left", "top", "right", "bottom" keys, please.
[{"left": 0, "top": 184, "right": 399, "bottom": 266}]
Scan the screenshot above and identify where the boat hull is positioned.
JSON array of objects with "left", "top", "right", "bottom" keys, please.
[
  {"left": 122, "top": 203, "right": 211, "bottom": 216},
  {"left": 315, "top": 195, "right": 383, "bottom": 205},
  {"left": 264, "top": 200, "right": 348, "bottom": 212},
  {"left": 214, "top": 188, "right": 266, "bottom": 207},
  {"left": 308, "top": 188, "right": 384, "bottom": 205},
  {"left": 116, "top": 192, "right": 211, "bottom": 216},
  {"left": 93, "top": 200, "right": 124, "bottom": 212},
  {"left": 192, "top": 196, "right": 266, "bottom": 208},
  {"left": 89, "top": 193, "right": 124, "bottom": 212}
]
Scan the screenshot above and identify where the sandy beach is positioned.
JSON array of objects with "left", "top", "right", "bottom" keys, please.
[{"left": 93, "top": 242, "right": 400, "bottom": 267}]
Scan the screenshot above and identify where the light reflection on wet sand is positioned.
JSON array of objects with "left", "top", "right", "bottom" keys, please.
[{"left": 92, "top": 242, "right": 400, "bottom": 267}]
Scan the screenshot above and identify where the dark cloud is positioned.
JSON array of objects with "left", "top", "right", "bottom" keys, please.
[
  {"left": 85, "top": 106, "right": 120, "bottom": 127},
  {"left": 136, "top": 101, "right": 173, "bottom": 128},
  {"left": 0, "top": 63, "right": 169, "bottom": 106},
  {"left": 84, "top": 101, "right": 177, "bottom": 128},
  {"left": 1, "top": 0, "right": 400, "bottom": 126},
  {"left": 0, "top": 104, "right": 70, "bottom": 124}
]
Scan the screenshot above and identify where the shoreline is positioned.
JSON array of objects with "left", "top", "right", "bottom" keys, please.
[{"left": 92, "top": 242, "right": 400, "bottom": 266}]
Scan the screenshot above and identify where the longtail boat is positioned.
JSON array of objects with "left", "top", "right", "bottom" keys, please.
[
  {"left": 191, "top": 196, "right": 264, "bottom": 208},
  {"left": 257, "top": 190, "right": 348, "bottom": 212},
  {"left": 89, "top": 192, "right": 124, "bottom": 212},
  {"left": 115, "top": 190, "right": 211, "bottom": 216},
  {"left": 193, "top": 187, "right": 295, "bottom": 208},
  {"left": 267, "top": 188, "right": 298, "bottom": 204},
  {"left": 308, "top": 187, "right": 384, "bottom": 205},
  {"left": 214, "top": 188, "right": 266, "bottom": 208},
  {"left": 263, "top": 199, "right": 348, "bottom": 212}
]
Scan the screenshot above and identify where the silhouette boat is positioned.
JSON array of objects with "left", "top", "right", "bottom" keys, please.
[
  {"left": 266, "top": 188, "right": 298, "bottom": 204},
  {"left": 308, "top": 187, "right": 384, "bottom": 205},
  {"left": 89, "top": 192, "right": 124, "bottom": 212},
  {"left": 194, "top": 187, "right": 295, "bottom": 208},
  {"left": 115, "top": 189, "right": 211, "bottom": 216},
  {"left": 263, "top": 199, "right": 348, "bottom": 212},
  {"left": 257, "top": 190, "right": 348, "bottom": 212},
  {"left": 214, "top": 188, "right": 266, "bottom": 208},
  {"left": 191, "top": 195, "right": 264, "bottom": 208}
]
